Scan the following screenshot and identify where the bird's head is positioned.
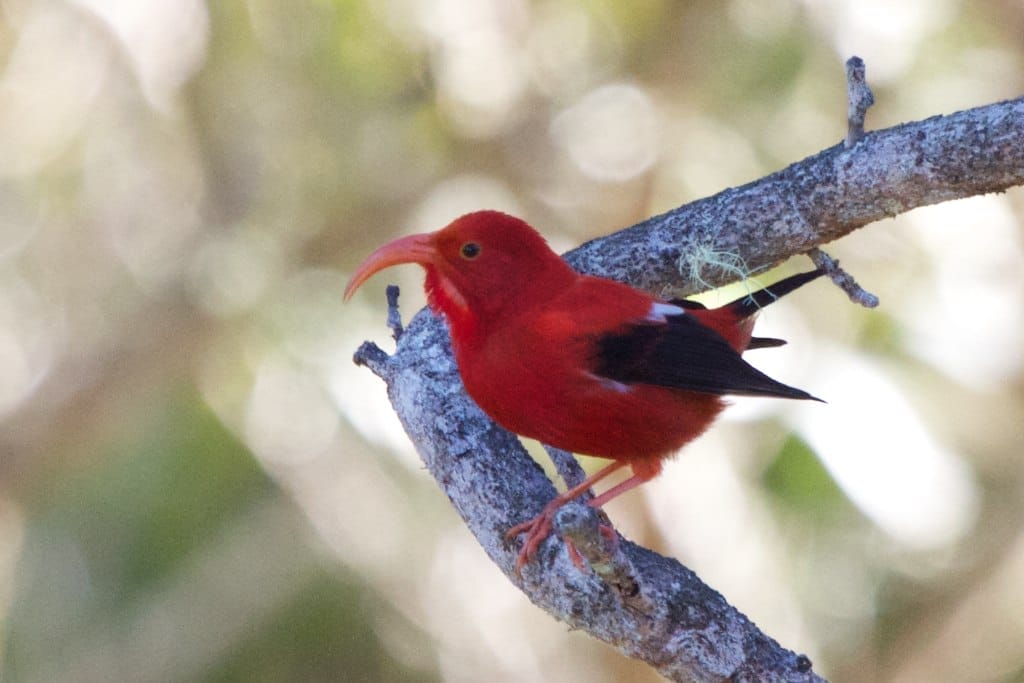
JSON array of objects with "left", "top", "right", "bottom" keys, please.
[{"left": 344, "top": 211, "right": 572, "bottom": 326}]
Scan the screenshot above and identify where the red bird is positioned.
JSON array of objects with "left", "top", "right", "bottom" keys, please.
[{"left": 345, "top": 211, "right": 822, "bottom": 572}]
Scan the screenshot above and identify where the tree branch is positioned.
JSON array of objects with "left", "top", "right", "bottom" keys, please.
[{"left": 353, "top": 92, "right": 1024, "bottom": 681}]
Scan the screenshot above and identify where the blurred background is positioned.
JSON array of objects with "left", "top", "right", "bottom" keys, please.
[{"left": 0, "top": 0, "right": 1022, "bottom": 681}]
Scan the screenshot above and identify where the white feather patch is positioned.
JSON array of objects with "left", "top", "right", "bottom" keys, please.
[
  {"left": 586, "top": 371, "right": 633, "bottom": 393},
  {"left": 600, "top": 378, "right": 632, "bottom": 393},
  {"left": 647, "top": 302, "right": 685, "bottom": 322}
]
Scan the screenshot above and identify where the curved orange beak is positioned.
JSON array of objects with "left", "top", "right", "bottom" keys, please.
[{"left": 343, "top": 232, "right": 437, "bottom": 301}]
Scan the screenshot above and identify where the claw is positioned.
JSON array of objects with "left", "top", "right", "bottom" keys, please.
[
  {"left": 565, "top": 539, "right": 586, "bottom": 570},
  {"left": 507, "top": 507, "right": 556, "bottom": 574}
]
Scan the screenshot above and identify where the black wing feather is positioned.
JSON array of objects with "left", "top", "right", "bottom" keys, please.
[{"left": 593, "top": 312, "right": 820, "bottom": 401}]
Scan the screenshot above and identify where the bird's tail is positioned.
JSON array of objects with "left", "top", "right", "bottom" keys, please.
[
  {"left": 724, "top": 268, "right": 825, "bottom": 320},
  {"left": 683, "top": 268, "right": 825, "bottom": 352}
]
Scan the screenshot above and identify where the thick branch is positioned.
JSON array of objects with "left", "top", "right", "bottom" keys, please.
[
  {"left": 355, "top": 95, "right": 1024, "bottom": 681},
  {"left": 567, "top": 97, "right": 1024, "bottom": 296}
]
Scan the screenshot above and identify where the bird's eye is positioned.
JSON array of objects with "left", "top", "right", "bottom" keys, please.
[{"left": 460, "top": 242, "right": 481, "bottom": 260}]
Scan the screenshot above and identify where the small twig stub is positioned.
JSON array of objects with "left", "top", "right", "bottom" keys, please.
[
  {"left": 386, "top": 285, "right": 405, "bottom": 341},
  {"left": 808, "top": 247, "right": 880, "bottom": 308},
  {"left": 845, "top": 56, "right": 875, "bottom": 147},
  {"left": 554, "top": 503, "right": 642, "bottom": 599}
]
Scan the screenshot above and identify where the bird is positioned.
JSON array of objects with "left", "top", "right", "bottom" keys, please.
[{"left": 344, "top": 210, "right": 823, "bottom": 572}]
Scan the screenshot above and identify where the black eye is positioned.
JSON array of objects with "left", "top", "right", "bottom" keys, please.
[{"left": 460, "top": 242, "right": 481, "bottom": 260}]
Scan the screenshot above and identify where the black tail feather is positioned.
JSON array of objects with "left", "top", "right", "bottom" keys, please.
[
  {"left": 746, "top": 336, "right": 787, "bottom": 350},
  {"left": 726, "top": 269, "right": 825, "bottom": 319}
]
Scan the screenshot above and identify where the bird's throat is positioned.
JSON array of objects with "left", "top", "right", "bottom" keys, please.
[{"left": 425, "top": 268, "right": 478, "bottom": 338}]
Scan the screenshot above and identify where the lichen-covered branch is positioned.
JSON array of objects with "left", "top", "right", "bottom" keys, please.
[
  {"left": 353, "top": 94, "right": 1024, "bottom": 682},
  {"left": 567, "top": 96, "right": 1024, "bottom": 297}
]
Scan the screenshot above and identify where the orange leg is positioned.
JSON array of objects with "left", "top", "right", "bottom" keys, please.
[
  {"left": 586, "top": 470, "right": 653, "bottom": 509},
  {"left": 507, "top": 460, "right": 657, "bottom": 573}
]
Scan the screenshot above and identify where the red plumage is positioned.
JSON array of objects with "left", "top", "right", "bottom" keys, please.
[{"left": 345, "top": 210, "right": 822, "bottom": 571}]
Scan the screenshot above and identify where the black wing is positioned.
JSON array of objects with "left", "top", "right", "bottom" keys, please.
[{"left": 592, "top": 312, "right": 820, "bottom": 401}]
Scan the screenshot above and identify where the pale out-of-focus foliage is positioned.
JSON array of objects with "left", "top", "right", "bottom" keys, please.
[{"left": 1, "top": 1, "right": 1022, "bottom": 682}]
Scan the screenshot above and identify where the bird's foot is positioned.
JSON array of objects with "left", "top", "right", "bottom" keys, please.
[
  {"left": 506, "top": 507, "right": 556, "bottom": 575},
  {"left": 507, "top": 503, "right": 618, "bottom": 575}
]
